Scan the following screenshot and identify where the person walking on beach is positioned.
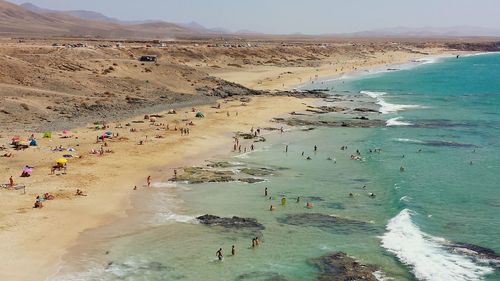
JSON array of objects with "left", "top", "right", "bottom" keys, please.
[
  {"left": 174, "top": 169, "right": 177, "bottom": 179},
  {"left": 147, "top": 176, "right": 151, "bottom": 187},
  {"left": 9, "top": 176, "right": 14, "bottom": 188},
  {"left": 216, "top": 248, "right": 223, "bottom": 261}
]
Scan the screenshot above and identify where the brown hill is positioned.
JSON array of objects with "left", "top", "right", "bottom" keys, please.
[{"left": 0, "top": 0, "right": 196, "bottom": 39}]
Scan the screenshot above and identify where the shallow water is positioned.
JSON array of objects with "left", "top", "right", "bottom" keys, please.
[{"left": 54, "top": 54, "right": 500, "bottom": 281}]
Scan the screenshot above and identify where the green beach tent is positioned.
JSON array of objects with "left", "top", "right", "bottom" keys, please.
[
  {"left": 195, "top": 112, "right": 205, "bottom": 118},
  {"left": 43, "top": 131, "right": 52, "bottom": 138}
]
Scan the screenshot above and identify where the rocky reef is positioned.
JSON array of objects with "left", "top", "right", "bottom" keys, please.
[
  {"left": 309, "top": 252, "right": 380, "bottom": 281},
  {"left": 277, "top": 213, "right": 377, "bottom": 234}
]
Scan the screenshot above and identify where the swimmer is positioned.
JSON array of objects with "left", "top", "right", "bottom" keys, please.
[
  {"left": 306, "top": 156, "right": 312, "bottom": 160},
  {"left": 255, "top": 237, "right": 260, "bottom": 246},
  {"left": 216, "top": 248, "right": 223, "bottom": 261},
  {"left": 306, "top": 202, "right": 314, "bottom": 209},
  {"left": 400, "top": 166, "right": 405, "bottom": 172},
  {"left": 369, "top": 193, "right": 376, "bottom": 198},
  {"left": 349, "top": 192, "right": 353, "bottom": 197},
  {"left": 327, "top": 157, "right": 332, "bottom": 161},
  {"left": 270, "top": 205, "right": 276, "bottom": 211}
]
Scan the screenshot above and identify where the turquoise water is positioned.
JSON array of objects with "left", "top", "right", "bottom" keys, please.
[{"left": 54, "top": 54, "right": 500, "bottom": 281}]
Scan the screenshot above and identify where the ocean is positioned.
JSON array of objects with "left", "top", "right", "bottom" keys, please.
[{"left": 53, "top": 53, "right": 500, "bottom": 281}]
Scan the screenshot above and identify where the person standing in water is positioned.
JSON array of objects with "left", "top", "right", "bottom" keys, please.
[
  {"left": 314, "top": 145, "right": 318, "bottom": 152},
  {"left": 231, "top": 245, "right": 235, "bottom": 256},
  {"left": 265, "top": 187, "right": 268, "bottom": 197},
  {"left": 285, "top": 145, "right": 288, "bottom": 153},
  {"left": 216, "top": 248, "right": 223, "bottom": 261}
]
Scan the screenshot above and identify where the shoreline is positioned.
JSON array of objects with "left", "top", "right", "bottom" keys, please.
[
  {"left": 0, "top": 95, "right": 315, "bottom": 281},
  {"left": 0, "top": 50, "right": 460, "bottom": 281}
]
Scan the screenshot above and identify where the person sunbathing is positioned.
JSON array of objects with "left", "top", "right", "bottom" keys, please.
[
  {"left": 44, "top": 193, "right": 55, "bottom": 200},
  {"left": 75, "top": 189, "right": 87, "bottom": 196},
  {"left": 33, "top": 200, "right": 43, "bottom": 209}
]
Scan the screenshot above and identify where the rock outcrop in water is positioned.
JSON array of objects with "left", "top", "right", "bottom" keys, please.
[
  {"left": 173, "top": 167, "right": 234, "bottom": 183},
  {"left": 236, "top": 271, "right": 288, "bottom": 281},
  {"left": 274, "top": 117, "right": 385, "bottom": 128},
  {"left": 277, "top": 213, "right": 377, "bottom": 234},
  {"left": 197, "top": 215, "right": 265, "bottom": 230},
  {"left": 309, "top": 252, "right": 380, "bottom": 281},
  {"left": 171, "top": 164, "right": 271, "bottom": 184},
  {"left": 448, "top": 242, "right": 500, "bottom": 262}
]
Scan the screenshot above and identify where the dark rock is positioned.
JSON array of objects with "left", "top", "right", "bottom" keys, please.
[
  {"left": 276, "top": 118, "right": 385, "bottom": 128},
  {"left": 206, "top": 161, "right": 239, "bottom": 168},
  {"left": 239, "top": 178, "right": 266, "bottom": 184},
  {"left": 197, "top": 215, "right": 265, "bottom": 230},
  {"left": 235, "top": 271, "right": 288, "bottom": 281},
  {"left": 173, "top": 167, "right": 234, "bottom": 183},
  {"left": 448, "top": 243, "right": 500, "bottom": 261},
  {"left": 277, "top": 213, "right": 377, "bottom": 234},
  {"left": 309, "top": 252, "right": 379, "bottom": 281},
  {"left": 353, "top": 107, "right": 379, "bottom": 113},
  {"left": 240, "top": 167, "right": 275, "bottom": 177}
]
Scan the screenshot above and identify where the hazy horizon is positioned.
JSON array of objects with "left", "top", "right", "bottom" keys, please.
[{"left": 7, "top": 0, "right": 500, "bottom": 34}]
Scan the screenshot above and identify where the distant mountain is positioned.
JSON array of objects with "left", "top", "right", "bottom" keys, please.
[
  {"left": 21, "top": 2, "right": 123, "bottom": 23},
  {"left": 179, "top": 21, "right": 231, "bottom": 34},
  {"left": 0, "top": 0, "right": 197, "bottom": 39},
  {"left": 344, "top": 26, "right": 500, "bottom": 38}
]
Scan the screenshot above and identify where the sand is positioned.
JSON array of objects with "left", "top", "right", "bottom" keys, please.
[
  {"left": 0, "top": 42, "right": 456, "bottom": 280},
  {"left": 0, "top": 95, "right": 314, "bottom": 280},
  {"left": 207, "top": 49, "right": 448, "bottom": 91}
]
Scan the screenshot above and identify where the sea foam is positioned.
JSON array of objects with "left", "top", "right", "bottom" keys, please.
[
  {"left": 386, "top": 117, "right": 413, "bottom": 127},
  {"left": 381, "top": 209, "right": 493, "bottom": 281},
  {"left": 361, "top": 91, "right": 422, "bottom": 114}
]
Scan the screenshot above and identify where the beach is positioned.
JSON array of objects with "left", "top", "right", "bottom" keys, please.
[
  {"left": 0, "top": 95, "right": 315, "bottom": 280},
  {"left": 1, "top": 39, "right": 496, "bottom": 281}
]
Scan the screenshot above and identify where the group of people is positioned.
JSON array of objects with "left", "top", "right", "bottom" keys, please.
[{"left": 33, "top": 193, "right": 55, "bottom": 209}]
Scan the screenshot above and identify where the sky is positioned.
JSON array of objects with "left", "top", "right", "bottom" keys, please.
[{"left": 8, "top": 0, "right": 500, "bottom": 34}]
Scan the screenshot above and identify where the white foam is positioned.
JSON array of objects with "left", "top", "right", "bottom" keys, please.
[
  {"left": 154, "top": 211, "right": 197, "bottom": 224},
  {"left": 386, "top": 117, "right": 413, "bottom": 127},
  {"left": 361, "top": 91, "right": 423, "bottom": 114},
  {"left": 151, "top": 182, "right": 178, "bottom": 188},
  {"left": 373, "top": 270, "right": 394, "bottom": 281},
  {"left": 381, "top": 209, "right": 493, "bottom": 281},
  {"left": 399, "top": 196, "right": 412, "bottom": 203},
  {"left": 394, "top": 138, "right": 424, "bottom": 144}
]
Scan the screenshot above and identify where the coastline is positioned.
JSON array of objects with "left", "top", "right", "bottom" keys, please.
[{"left": 0, "top": 50, "right": 459, "bottom": 281}]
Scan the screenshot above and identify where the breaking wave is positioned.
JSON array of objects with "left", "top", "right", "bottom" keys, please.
[
  {"left": 386, "top": 117, "right": 413, "bottom": 126},
  {"left": 361, "top": 91, "right": 423, "bottom": 114},
  {"left": 381, "top": 209, "right": 493, "bottom": 281}
]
